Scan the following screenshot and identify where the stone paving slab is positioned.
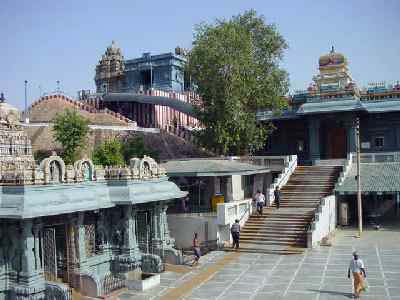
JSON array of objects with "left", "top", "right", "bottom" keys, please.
[{"left": 111, "top": 228, "right": 400, "bottom": 300}]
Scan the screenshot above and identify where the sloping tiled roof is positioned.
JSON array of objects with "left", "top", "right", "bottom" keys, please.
[
  {"left": 161, "top": 159, "right": 269, "bottom": 177},
  {"left": 256, "top": 110, "right": 298, "bottom": 121},
  {"left": 298, "top": 99, "right": 363, "bottom": 115},
  {"left": 363, "top": 100, "right": 400, "bottom": 113},
  {"left": 256, "top": 97, "right": 400, "bottom": 121},
  {"left": 335, "top": 162, "right": 400, "bottom": 193}
]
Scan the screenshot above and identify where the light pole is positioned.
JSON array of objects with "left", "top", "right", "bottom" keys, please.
[
  {"left": 24, "top": 80, "right": 28, "bottom": 123},
  {"left": 355, "top": 117, "right": 362, "bottom": 237}
]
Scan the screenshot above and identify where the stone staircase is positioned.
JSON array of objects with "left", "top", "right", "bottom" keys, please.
[{"left": 236, "top": 165, "right": 341, "bottom": 254}]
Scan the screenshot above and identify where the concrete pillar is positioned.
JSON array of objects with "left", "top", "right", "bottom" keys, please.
[
  {"left": 225, "top": 176, "right": 233, "bottom": 202},
  {"left": 309, "top": 118, "right": 321, "bottom": 162},
  {"left": 232, "top": 175, "right": 244, "bottom": 201},
  {"left": 253, "top": 174, "right": 265, "bottom": 196}
]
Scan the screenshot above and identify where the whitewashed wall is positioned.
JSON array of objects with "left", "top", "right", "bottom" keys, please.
[
  {"left": 167, "top": 213, "right": 219, "bottom": 249},
  {"left": 307, "top": 195, "right": 337, "bottom": 248}
]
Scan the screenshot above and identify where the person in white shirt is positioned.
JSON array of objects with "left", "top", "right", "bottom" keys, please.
[
  {"left": 254, "top": 190, "right": 265, "bottom": 215},
  {"left": 348, "top": 251, "right": 367, "bottom": 298}
]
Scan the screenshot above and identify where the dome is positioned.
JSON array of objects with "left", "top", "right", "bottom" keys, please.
[
  {"left": 0, "top": 101, "right": 21, "bottom": 126},
  {"left": 319, "top": 47, "right": 347, "bottom": 67}
]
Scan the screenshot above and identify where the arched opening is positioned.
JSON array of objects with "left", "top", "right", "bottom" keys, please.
[{"left": 49, "top": 160, "right": 62, "bottom": 183}]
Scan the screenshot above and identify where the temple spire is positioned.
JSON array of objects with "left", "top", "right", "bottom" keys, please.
[{"left": 331, "top": 45, "right": 335, "bottom": 53}]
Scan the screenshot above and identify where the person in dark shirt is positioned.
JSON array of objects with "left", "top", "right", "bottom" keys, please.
[
  {"left": 274, "top": 186, "right": 281, "bottom": 209},
  {"left": 192, "top": 232, "right": 201, "bottom": 266},
  {"left": 231, "top": 219, "right": 240, "bottom": 249}
]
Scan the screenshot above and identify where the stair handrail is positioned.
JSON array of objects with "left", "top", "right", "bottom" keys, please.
[
  {"left": 239, "top": 203, "right": 251, "bottom": 222},
  {"left": 335, "top": 152, "right": 354, "bottom": 189},
  {"left": 306, "top": 197, "right": 324, "bottom": 232},
  {"left": 266, "top": 155, "right": 298, "bottom": 206}
]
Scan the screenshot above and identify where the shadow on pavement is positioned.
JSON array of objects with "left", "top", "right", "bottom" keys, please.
[{"left": 309, "top": 289, "right": 353, "bottom": 299}]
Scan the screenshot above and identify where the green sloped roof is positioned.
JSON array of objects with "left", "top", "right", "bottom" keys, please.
[
  {"left": 256, "top": 97, "right": 400, "bottom": 121},
  {"left": 335, "top": 162, "right": 400, "bottom": 193},
  {"left": 363, "top": 100, "right": 400, "bottom": 113},
  {"left": 298, "top": 99, "right": 363, "bottom": 115},
  {"left": 161, "top": 159, "right": 270, "bottom": 177}
]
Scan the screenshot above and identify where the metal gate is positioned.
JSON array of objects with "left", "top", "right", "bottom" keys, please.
[
  {"left": 136, "top": 211, "right": 153, "bottom": 253},
  {"left": 43, "top": 228, "right": 57, "bottom": 281}
]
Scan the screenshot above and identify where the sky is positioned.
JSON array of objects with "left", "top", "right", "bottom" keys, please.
[{"left": 2, "top": 0, "right": 400, "bottom": 109}]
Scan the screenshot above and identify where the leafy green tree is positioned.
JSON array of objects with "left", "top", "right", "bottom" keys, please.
[
  {"left": 52, "top": 109, "right": 89, "bottom": 164},
  {"left": 187, "top": 10, "right": 289, "bottom": 155},
  {"left": 122, "top": 135, "right": 159, "bottom": 162},
  {"left": 92, "top": 138, "right": 125, "bottom": 166}
]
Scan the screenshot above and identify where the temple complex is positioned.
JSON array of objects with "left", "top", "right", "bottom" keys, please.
[
  {"left": 258, "top": 48, "right": 400, "bottom": 163},
  {"left": 257, "top": 48, "right": 400, "bottom": 227},
  {"left": 0, "top": 97, "right": 186, "bottom": 299},
  {"left": 80, "top": 42, "right": 200, "bottom": 131},
  {"left": 94, "top": 41, "right": 188, "bottom": 94}
]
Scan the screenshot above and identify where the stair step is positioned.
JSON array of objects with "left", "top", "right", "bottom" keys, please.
[
  {"left": 240, "top": 237, "right": 305, "bottom": 243},
  {"left": 239, "top": 239, "right": 306, "bottom": 246},
  {"left": 238, "top": 164, "right": 340, "bottom": 251},
  {"left": 241, "top": 231, "right": 305, "bottom": 235}
]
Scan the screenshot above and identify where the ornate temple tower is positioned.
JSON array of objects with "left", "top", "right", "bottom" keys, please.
[
  {"left": 95, "top": 41, "right": 125, "bottom": 93},
  {"left": 312, "top": 47, "right": 359, "bottom": 97},
  {"left": 0, "top": 94, "right": 35, "bottom": 176}
]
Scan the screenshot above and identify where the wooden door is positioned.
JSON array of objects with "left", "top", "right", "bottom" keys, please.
[{"left": 329, "top": 127, "right": 347, "bottom": 158}]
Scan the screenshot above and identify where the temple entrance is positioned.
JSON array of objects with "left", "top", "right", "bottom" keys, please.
[
  {"left": 42, "top": 223, "right": 74, "bottom": 284},
  {"left": 321, "top": 121, "right": 347, "bottom": 159},
  {"left": 136, "top": 211, "right": 153, "bottom": 253}
]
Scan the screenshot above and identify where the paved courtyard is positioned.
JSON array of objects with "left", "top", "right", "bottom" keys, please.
[{"left": 113, "top": 228, "right": 400, "bottom": 300}]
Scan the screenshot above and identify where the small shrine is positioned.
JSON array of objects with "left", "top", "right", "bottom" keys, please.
[{"left": 0, "top": 96, "right": 186, "bottom": 300}]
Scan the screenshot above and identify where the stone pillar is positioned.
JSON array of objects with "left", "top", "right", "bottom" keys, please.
[
  {"left": 72, "top": 212, "right": 87, "bottom": 268},
  {"left": 114, "top": 206, "right": 141, "bottom": 274},
  {"left": 12, "top": 220, "right": 45, "bottom": 300},
  {"left": 32, "top": 221, "right": 43, "bottom": 272},
  {"left": 21, "top": 220, "right": 39, "bottom": 276},
  {"left": 124, "top": 206, "right": 141, "bottom": 259},
  {"left": 151, "top": 205, "right": 163, "bottom": 256},
  {"left": 151, "top": 202, "right": 182, "bottom": 265},
  {"left": 308, "top": 118, "right": 321, "bottom": 162}
]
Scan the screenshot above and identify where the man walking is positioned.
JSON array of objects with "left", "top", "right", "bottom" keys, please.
[
  {"left": 255, "top": 190, "right": 265, "bottom": 215},
  {"left": 231, "top": 219, "right": 240, "bottom": 249},
  {"left": 348, "top": 251, "right": 367, "bottom": 299},
  {"left": 274, "top": 186, "right": 281, "bottom": 209},
  {"left": 192, "top": 232, "right": 201, "bottom": 266}
]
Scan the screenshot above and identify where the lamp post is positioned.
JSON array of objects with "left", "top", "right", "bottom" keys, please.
[
  {"left": 24, "top": 80, "right": 28, "bottom": 123},
  {"left": 355, "top": 117, "right": 362, "bottom": 237}
]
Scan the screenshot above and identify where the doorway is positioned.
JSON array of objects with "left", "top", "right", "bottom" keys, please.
[
  {"left": 140, "top": 70, "right": 152, "bottom": 89},
  {"left": 42, "top": 224, "right": 73, "bottom": 283},
  {"left": 136, "top": 211, "right": 153, "bottom": 254},
  {"left": 321, "top": 121, "right": 347, "bottom": 159}
]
